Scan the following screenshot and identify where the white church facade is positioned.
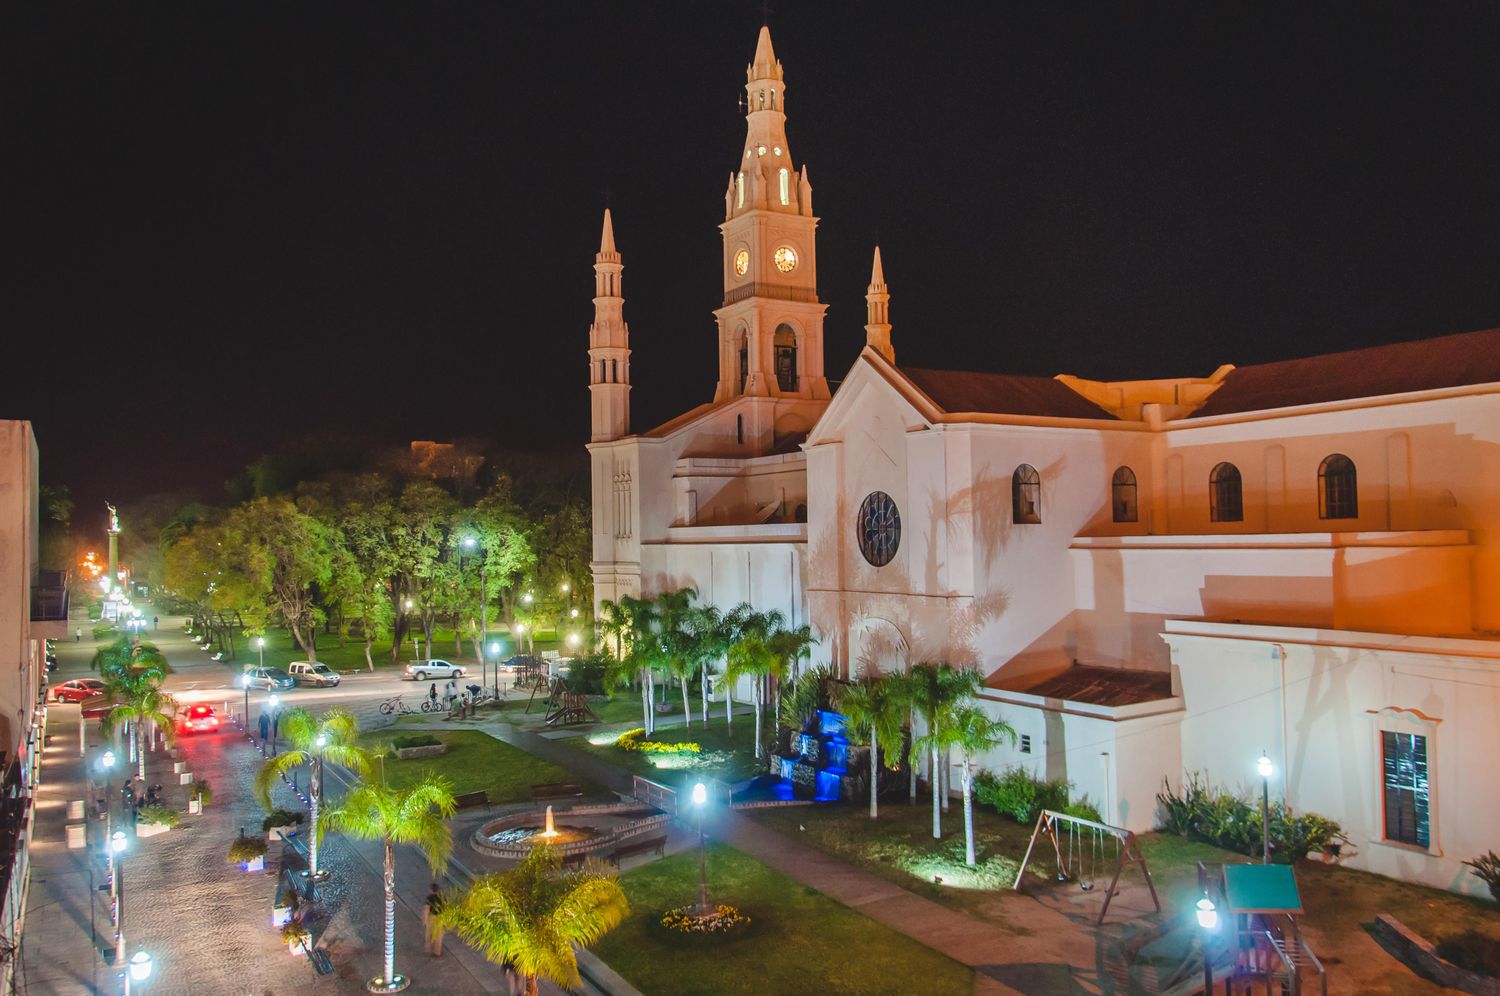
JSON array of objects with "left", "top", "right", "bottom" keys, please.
[{"left": 588, "top": 27, "right": 1500, "bottom": 896}]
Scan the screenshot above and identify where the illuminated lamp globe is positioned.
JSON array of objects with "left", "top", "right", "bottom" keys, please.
[
  {"left": 1196, "top": 896, "right": 1218, "bottom": 930},
  {"left": 1257, "top": 754, "right": 1274, "bottom": 780},
  {"left": 128, "top": 951, "right": 152, "bottom": 983}
]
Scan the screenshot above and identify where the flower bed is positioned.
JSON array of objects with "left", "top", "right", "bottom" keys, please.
[
  {"left": 659, "top": 903, "right": 750, "bottom": 937},
  {"left": 616, "top": 728, "right": 702, "bottom": 755}
]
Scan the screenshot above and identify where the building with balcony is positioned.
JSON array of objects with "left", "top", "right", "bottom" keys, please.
[{"left": 0, "top": 420, "right": 68, "bottom": 989}]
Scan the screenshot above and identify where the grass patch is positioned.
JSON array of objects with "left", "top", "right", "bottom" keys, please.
[
  {"left": 480, "top": 688, "right": 650, "bottom": 729},
  {"left": 573, "top": 715, "right": 766, "bottom": 790},
  {"left": 199, "top": 625, "right": 563, "bottom": 674},
  {"left": 594, "top": 843, "right": 973, "bottom": 995},
  {"left": 358, "top": 730, "right": 586, "bottom": 804}
]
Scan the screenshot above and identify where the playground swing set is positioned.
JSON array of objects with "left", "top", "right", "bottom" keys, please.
[{"left": 1013, "top": 808, "right": 1161, "bottom": 925}]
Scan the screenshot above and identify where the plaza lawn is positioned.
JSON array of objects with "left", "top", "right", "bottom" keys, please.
[
  {"left": 477, "top": 687, "right": 649, "bottom": 729},
  {"left": 197, "top": 623, "right": 559, "bottom": 675},
  {"left": 357, "top": 730, "right": 588, "bottom": 804},
  {"left": 573, "top": 715, "right": 767, "bottom": 789},
  {"left": 593, "top": 843, "right": 973, "bottom": 996},
  {"left": 752, "top": 798, "right": 1500, "bottom": 993}
]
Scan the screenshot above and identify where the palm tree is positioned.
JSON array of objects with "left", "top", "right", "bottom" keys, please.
[
  {"left": 652, "top": 588, "right": 699, "bottom": 728},
  {"left": 837, "top": 674, "right": 905, "bottom": 819},
  {"left": 319, "top": 774, "right": 456, "bottom": 992},
  {"left": 595, "top": 598, "right": 633, "bottom": 664},
  {"left": 767, "top": 623, "right": 815, "bottom": 719},
  {"left": 903, "top": 662, "right": 981, "bottom": 835},
  {"left": 685, "top": 602, "right": 726, "bottom": 725},
  {"left": 100, "top": 671, "right": 177, "bottom": 781},
  {"left": 91, "top": 636, "right": 169, "bottom": 679},
  {"left": 619, "top": 594, "right": 660, "bottom": 733},
  {"left": 721, "top": 623, "right": 782, "bottom": 760},
  {"left": 716, "top": 603, "right": 756, "bottom": 732},
  {"left": 947, "top": 705, "right": 1017, "bottom": 865},
  {"left": 253, "top": 707, "right": 372, "bottom": 880},
  {"left": 434, "top": 844, "right": 629, "bottom": 996}
]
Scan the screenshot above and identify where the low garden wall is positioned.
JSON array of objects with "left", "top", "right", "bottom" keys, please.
[{"left": 1371, "top": 914, "right": 1500, "bottom": 996}]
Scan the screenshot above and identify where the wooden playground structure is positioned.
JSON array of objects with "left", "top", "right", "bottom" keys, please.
[
  {"left": 1013, "top": 808, "right": 1161, "bottom": 925},
  {"left": 514, "top": 656, "right": 600, "bottom": 727}
]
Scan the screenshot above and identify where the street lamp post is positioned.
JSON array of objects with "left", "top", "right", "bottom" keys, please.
[
  {"left": 240, "top": 674, "right": 251, "bottom": 729},
  {"left": 488, "top": 643, "right": 500, "bottom": 699},
  {"left": 257, "top": 636, "right": 265, "bottom": 669},
  {"left": 1257, "top": 752, "right": 1273, "bottom": 864},
  {"left": 111, "top": 830, "right": 127, "bottom": 966},
  {"left": 124, "top": 950, "right": 151, "bottom": 996},
  {"left": 1196, "top": 895, "right": 1218, "bottom": 995},
  {"left": 100, "top": 750, "right": 117, "bottom": 926},
  {"left": 692, "top": 782, "right": 708, "bottom": 914}
]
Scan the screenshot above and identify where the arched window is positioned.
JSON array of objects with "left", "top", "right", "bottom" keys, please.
[
  {"left": 778, "top": 168, "right": 790, "bottom": 205},
  {"left": 1012, "top": 464, "right": 1041, "bottom": 524},
  {"left": 1111, "top": 466, "right": 1138, "bottom": 523},
  {"left": 1319, "top": 454, "right": 1358, "bottom": 519},
  {"left": 735, "top": 172, "right": 745, "bottom": 209},
  {"left": 774, "top": 324, "right": 797, "bottom": 392},
  {"left": 1209, "top": 462, "right": 1243, "bottom": 522},
  {"left": 737, "top": 331, "right": 749, "bottom": 394}
]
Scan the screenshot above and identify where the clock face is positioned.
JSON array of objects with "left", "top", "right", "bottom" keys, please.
[
  {"left": 733, "top": 249, "right": 750, "bottom": 276},
  {"left": 774, "top": 245, "right": 798, "bottom": 272}
]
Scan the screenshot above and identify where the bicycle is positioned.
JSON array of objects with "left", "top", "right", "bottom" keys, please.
[
  {"left": 420, "top": 698, "right": 441, "bottom": 713},
  {"left": 378, "top": 695, "right": 414, "bottom": 716}
]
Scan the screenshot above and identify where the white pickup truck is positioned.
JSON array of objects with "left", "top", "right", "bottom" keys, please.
[{"left": 287, "top": 661, "right": 342, "bottom": 687}]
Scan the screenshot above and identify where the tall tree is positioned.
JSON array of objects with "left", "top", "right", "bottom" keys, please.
[
  {"left": 434, "top": 845, "right": 629, "bottom": 996},
  {"left": 946, "top": 705, "right": 1017, "bottom": 865},
  {"left": 252, "top": 707, "right": 372, "bottom": 880},
  {"left": 100, "top": 671, "right": 177, "bottom": 781},
  {"left": 901, "top": 662, "right": 981, "bottom": 835},
  {"left": 219, "top": 497, "right": 334, "bottom": 659},
  {"left": 318, "top": 775, "right": 455, "bottom": 992}
]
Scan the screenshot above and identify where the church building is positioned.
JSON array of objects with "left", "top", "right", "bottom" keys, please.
[{"left": 588, "top": 27, "right": 1500, "bottom": 896}]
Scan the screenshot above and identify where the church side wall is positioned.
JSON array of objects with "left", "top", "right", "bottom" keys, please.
[{"left": 1168, "top": 629, "right": 1500, "bottom": 897}]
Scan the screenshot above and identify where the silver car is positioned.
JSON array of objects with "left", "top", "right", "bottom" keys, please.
[
  {"left": 404, "top": 659, "right": 465, "bottom": 681},
  {"left": 243, "top": 666, "right": 296, "bottom": 691}
]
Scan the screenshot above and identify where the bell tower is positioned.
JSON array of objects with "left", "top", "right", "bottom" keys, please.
[
  {"left": 588, "top": 209, "right": 630, "bottom": 442},
  {"left": 713, "top": 27, "right": 830, "bottom": 404}
]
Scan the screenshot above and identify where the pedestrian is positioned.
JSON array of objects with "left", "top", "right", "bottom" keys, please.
[
  {"left": 258, "top": 711, "right": 270, "bottom": 743},
  {"left": 75, "top": 625, "right": 82, "bottom": 642},
  {"left": 423, "top": 883, "right": 445, "bottom": 957},
  {"left": 428, "top": 683, "right": 438, "bottom": 710},
  {"left": 445, "top": 678, "right": 457, "bottom": 709},
  {"left": 152, "top": 615, "right": 159, "bottom": 631},
  {"left": 121, "top": 779, "right": 135, "bottom": 811}
]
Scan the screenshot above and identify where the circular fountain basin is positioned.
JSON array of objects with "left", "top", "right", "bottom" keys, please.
[{"left": 473, "top": 803, "right": 667, "bottom": 860}]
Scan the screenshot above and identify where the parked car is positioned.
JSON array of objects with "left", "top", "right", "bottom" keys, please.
[
  {"left": 52, "top": 678, "right": 106, "bottom": 703},
  {"left": 287, "top": 661, "right": 341, "bottom": 687},
  {"left": 404, "top": 659, "right": 465, "bottom": 681},
  {"left": 242, "top": 666, "right": 295, "bottom": 691},
  {"left": 178, "top": 703, "right": 220, "bottom": 734}
]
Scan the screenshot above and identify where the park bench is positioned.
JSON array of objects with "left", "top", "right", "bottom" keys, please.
[
  {"left": 530, "top": 782, "right": 584, "bottom": 801},
  {"left": 453, "top": 790, "right": 489, "bottom": 811},
  {"left": 609, "top": 834, "right": 667, "bottom": 867}
]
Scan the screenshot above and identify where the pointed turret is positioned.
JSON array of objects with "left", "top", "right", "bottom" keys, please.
[
  {"left": 864, "top": 246, "right": 894, "bottom": 364},
  {"left": 730, "top": 26, "right": 800, "bottom": 219},
  {"left": 589, "top": 209, "right": 630, "bottom": 442},
  {"left": 748, "top": 25, "right": 782, "bottom": 83}
]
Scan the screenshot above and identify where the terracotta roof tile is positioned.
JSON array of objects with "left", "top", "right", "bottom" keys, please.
[
  {"left": 900, "top": 367, "right": 1117, "bottom": 420},
  {"left": 1013, "top": 665, "right": 1173, "bottom": 706},
  {"left": 1192, "top": 327, "right": 1500, "bottom": 418}
]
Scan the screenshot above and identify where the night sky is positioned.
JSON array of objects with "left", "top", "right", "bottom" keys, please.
[{"left": 9, "top": 2, "right": 1500, "bottom": 522}]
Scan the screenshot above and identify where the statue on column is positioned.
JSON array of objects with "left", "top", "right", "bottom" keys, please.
[{"left": 106, "top": 502, "right": 120, "bottom": 533}]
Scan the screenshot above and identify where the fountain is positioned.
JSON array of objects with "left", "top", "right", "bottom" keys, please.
[
  {"left": 473, "top": 801, "right": 672, "bottom": 861},
  {"left": 767, "top": 709, "right": 850, "bottom": 801}
]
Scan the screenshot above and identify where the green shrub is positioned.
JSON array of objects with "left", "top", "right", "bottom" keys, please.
[
  {"left": 392, "top": 733, "right": 442, "bottom": 750},
  {"left": 262, "top": 809, "right": 305, "bottom": 832},
  {"left": 562, "top": 654, "right": 609, "bottom": 695},
  {"left": 190, "top": 778, "right": 212, "bottom": 806},
  {"left": 974, "top": 768, "right": 1071, "bottom": 823},
  {"left": 1463, "top": 850, "right": 1500, "bottom": 903},
  {"left": 1062, "top": 799, "right": 1104, "bottom": 823},
  {"left": 1156, "top": 773, "right": 1345, "bottom": 863},
  {"left": 88, "top": 601, "right": 103, "bottom": 621},
  {"left": 137, "top": 804, "right": 180, "bottom": 828},
  {"left": 92, "top": 624, "right": 117, "bottom": 640},
  {"left": 615, "top": 728, "right": 702, "bottom": 754},
  {"left": 226, "top": 834, "right": 267, "bottom": 863}
]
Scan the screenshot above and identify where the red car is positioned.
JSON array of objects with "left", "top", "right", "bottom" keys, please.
[
  {"left": 52, "top": 678, "right": 106, "bottom": 703},
  {"left": 179, "top": 704, "right": 221, "bottom": 734}
]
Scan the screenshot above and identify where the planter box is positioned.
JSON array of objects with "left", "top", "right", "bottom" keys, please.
[
  {"left": 288, "top": 938, "right": 309, "bottom": 955},
  {"left": 136, "top": 822, "right": 171, "bottom": 838},
  {"left": 1373, "top": 914, "right": 1500, "bottom": 996},
  {"left": 187, "top": 799, "right": 201, "bottom": 815},
  {"left": 66, "top": 823, "right": 86, "bottom": 849},
  {"left": 173, "top": 761, "right": 187, "bottom": 774},
  {"left": 178, "top": 772, "right": 193, "bottom": 785},
  {"left": 272, "top": 903, "right": 293, "bottom": 927},
  {"left": 242, "top": 855, "right": 265, "bottom": 872},
  {"left": 394, "top": 744, "right": 448, "bottom": 760}
]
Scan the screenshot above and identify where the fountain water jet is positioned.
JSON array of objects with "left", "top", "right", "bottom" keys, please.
[{"left": 540, "top": 804, "right": 558, "bottom": 839}]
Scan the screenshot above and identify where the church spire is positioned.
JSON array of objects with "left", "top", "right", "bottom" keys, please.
[
  {"left": 864, "top": 246, "right": 894, "bottom": 364},
  {"left": 730, "top": 25, "right": 803, "bottom": 220},
  {"left": 589, "top": 208, "right": 630, "bottom": 442}
]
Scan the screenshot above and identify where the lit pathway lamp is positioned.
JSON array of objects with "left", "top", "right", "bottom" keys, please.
[
  {"left": 692, "top": 781, "right": 709, "bottom": 914},
  {"left": 1196, "top": 895, "right": 1218, "bottom": 995},
  {"left": 257, "top": 636, "right": 265, "bottom": 669},
  {"left": 111, "top": 830, "right": 128, "bottom": 966},
  {"left": 124, "top": 949, "right": 151, "bottom": 995},
  {"left": 1257, "top": 752, "right": 1274, "bottom": 864}
]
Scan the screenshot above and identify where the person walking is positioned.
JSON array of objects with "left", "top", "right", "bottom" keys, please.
[
  {"left": 75, "top": 625, "right": 82, "bottom": 642},
  {"left": 423, "top": 883, "right": 445, "bottom": 957},
  {"left": 444, "top": 678, "right": 457, "bottom": 710},
  {"left": 258, "top": 710, "right": 270, "bottom": 743},
  {"left": 152, "top": 615, "right": 159, "bottom": 631}
]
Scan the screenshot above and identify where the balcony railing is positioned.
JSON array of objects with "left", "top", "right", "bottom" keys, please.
[{"left": 30, "top": 571, "right": 68, "bottom": 623}]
